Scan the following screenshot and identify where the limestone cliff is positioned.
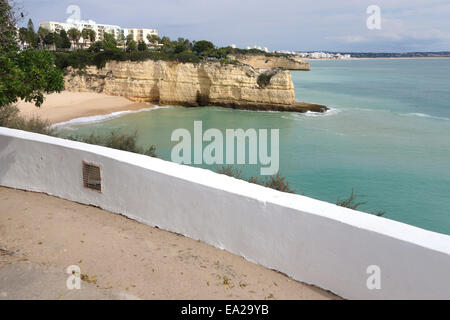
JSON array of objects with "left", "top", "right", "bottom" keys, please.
[
  {"left": 229, "top": 54, "right": 310, "bottom": 71},
  {"left": 64, "top": 60, "right": 325, "bottom": 112}
]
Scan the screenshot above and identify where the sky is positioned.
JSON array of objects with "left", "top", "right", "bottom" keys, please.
[{"left": 18, "top": 0, "right": 450, "bottom": 52}]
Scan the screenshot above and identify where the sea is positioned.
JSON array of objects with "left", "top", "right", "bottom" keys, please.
[{"left": 56, "top": 58, "right": 450, "bottom": 235}]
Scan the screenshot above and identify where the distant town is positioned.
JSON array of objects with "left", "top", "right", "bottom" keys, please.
[
  {"left": 18, "top": 18, "right": 450, "bottom": 61},
  {"left": 296, "top": 51, "right": 450, "bottom": 59}
]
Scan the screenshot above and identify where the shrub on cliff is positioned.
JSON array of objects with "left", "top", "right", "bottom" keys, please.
[
  {"left": 54, "top": 49, "right": 96, "bottom": 70},
  {"left": 218, "top": 166, "right": 386, "bottom": 215},
  {"left": 337, "top": 189, "right": 386, "bottom": 216},
  {"left": 217, "top": 165, "right": 296, "bottom": 193},
  {"left": 137, "top": 40, "right": 148, "bottom": 51},
  {"left": 193, "top": 40, "right": 215, "bottom": 55},
  {"left": 52, "top": 36, "right": 237, "bottom": 70},
  {"left": 257, "top": 72, "right": 274, "bottom": 88},
  {"left": 0, "top": 104, "right": 55, "bottom": 135},
  {"left": 68, "top": 131, "right": 157, "bottom": 157},
  {"left": 53, "top": 48, "right": 202, "bottom": 70},
  {"left": 230, "top": 47, "right": 294, "bottom": 58}
]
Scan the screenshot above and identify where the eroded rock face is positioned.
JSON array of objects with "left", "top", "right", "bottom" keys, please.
[
  {"left": 64, "top": 60, "right": 326, "bottom": 112},
  {"left": 229, "top": 54, "right": 310, "bottom": 71}
]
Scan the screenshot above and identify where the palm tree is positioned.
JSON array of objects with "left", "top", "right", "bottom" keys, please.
[
  {"left": 146, "top": 34, "right": 160, "bottom": 45},
  {"left": 67, "top": 28, "right": 81, "bottom": 50},
  {"left": 87, "top": 29, "right": 96, "bottom": 43},
  {"left": 81, "top": 28, "right": 96, "bottom": 49}
]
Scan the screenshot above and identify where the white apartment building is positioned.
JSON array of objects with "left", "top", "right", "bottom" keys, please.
[
  {"left": 124, "top": 28, "right": 158, "bottom": 43},
  {"left": 297, "top": 52, "right": 352, "bottom": 59},
  {"left": 39, "top": 20, "right": 157, "bottom": 44}
]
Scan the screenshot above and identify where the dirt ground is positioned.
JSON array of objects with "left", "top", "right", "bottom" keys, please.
[{"left": 0, "top": 186, "right": 338, "bottom": 300}]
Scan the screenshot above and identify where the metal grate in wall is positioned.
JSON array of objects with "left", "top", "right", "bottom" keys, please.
[{"left": 82, "top": 162, "right": 102, "bottom": 192}]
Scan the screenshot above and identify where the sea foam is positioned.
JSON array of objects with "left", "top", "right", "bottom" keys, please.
[
  {"left": 51, "top": 105, "right": 172, "bottom": 128},
  {"left": 400, "top": 112, "right": 450, "bottom": 121}
]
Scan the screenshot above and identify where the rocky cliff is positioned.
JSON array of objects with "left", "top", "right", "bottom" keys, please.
[
  {"left": 64, "top": 60, "right": 326, "bottom": 112},
  {"left": 229, "top": 54, "right": 310, "bottom": 71}
]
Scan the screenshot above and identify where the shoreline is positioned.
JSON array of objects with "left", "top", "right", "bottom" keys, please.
[
  {"left": 17, "top": 92, "right": 155, "bottom": 125},
  {"left": 17, "top": 91, "right": 327, "bottom": 126}
]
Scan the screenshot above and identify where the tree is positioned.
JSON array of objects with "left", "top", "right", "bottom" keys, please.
[
  {"left": 58, "top": 29, "right": 71, "bottom": 49},
  {"left": 126, "top": 39, "right": 137, "bottom": 52},
  {"left": 88, "top": 29, "right": 96, "bottom": 42},
  {"left": 81, "top": 28, "right": 96, "bottom": 48},
  {"left": 177, "top": 37, "right": 192, "bottom": 48},
  {"left": 43, "top": 32, "right": 55, "bottom": 48},
  {"left": 18, "top": 26, "right": 27, "bottom": 48},
  {"left": 67, "top": 27, "right": 81, "bottom": 49},
  {"left": 117, "top": 34, "right": 125, "bottom": 48},
  {"left": 146, "top": 34, "right": 160, "bottom": 45},
  {"left": 160, "top": 36, "right": 171, "bottom": 46},
  {"left": 125, "top": 34, "right": 133, "bottom": 44},
  {"left": 103, "top": 32, "right": 118, "bottom": 49},
  {"left": 25, "top": 18, "right": 37, "bottom": 48},
  {"left": 81, "top": 28, "right": 89, "bottom": 49},
  {"left": 37, "top": 26, "right": 50, "bottom": 48},
  {"left": 193, "top": 40, "right": 214, "bottom": 55},
  {"left": 0, "top": 0, "right": 19, "bottom": 52},
  {"left": 137, "top": 40, "right": 147, "bottom": 51},
  {"left": 174, "top": 43, "right": 186, "bottom": 53},
  {"left": 0, "top": 0, "right": 64, "bottom": 109}
]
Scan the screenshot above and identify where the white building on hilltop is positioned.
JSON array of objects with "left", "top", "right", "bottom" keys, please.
[
  {"left": 297, "top": 52, "right": 352, "bottom": 59},
  {"left": 39, "top": 20, "right": 158, "bottom": 44}
]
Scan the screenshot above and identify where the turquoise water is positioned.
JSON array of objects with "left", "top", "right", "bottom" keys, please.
[{"left": 57, "top": 58, "right": 450, "bottom": 235}]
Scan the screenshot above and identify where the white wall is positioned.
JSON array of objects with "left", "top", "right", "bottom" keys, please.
[{"left": 1, "top": 127, "right": 449, "bottom": 299}]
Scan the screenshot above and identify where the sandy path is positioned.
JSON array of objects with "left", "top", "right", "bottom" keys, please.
[
  {"left": 0, "top": 187, "right": 338, "bottom": 300},
  {"left": 16, "top": 92, "right": 153, "bottom": 124}
]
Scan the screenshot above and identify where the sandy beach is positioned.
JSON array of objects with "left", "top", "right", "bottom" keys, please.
[{"left": 16, "top": 91, "right": 153, "bottom": 125}]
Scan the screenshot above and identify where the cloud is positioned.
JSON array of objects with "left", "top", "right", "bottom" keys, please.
[
  {"left": 326, "top": 35, "right": 368, "bottom": 43},
  {"left": 19, "top": 0, "right": 450, "bottom": 52}
]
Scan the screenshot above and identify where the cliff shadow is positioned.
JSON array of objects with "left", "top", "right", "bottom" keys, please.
[{"left": 196, "top": 66, "right": 212, "bottom": 106}]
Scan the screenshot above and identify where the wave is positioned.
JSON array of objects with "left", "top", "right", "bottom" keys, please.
[
  {"left": 282, "top": 107, "right": 341, "bottom": 121},
  {"left": 51, "top": 105, "right": 172, "bottom": 128},
  {"left": 303, "top": 107, "right": 341, "bottom": 117},
  {"left": 400, "top": 112, "right": 450, "bottom": 121}
]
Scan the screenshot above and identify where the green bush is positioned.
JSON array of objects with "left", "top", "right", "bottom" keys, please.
[
  {"left": 68, "top": 131, "right": 157, "bottom": 157},
  {"left": 0, "top": 105, "right": 158, "bottom": 157},
  {"left": 257, "top": 72, "right": 274, "bottom": 88},
  {"left": 52, "top": 37, "right": 242, "bottom": 71},
  {"left": 337, "top": 189, "right": 386, "bottom": 216},
  {"left": 137, "top": 40, "right": 148, "bottom": 51},
  {"left": 53, "top": 47, "right": 204, "bottom": 71},
  {"left": 193, "top": 40, "right": 215, "bottom": 55},
  {"left": 230, "top": 47, "right": 294, "bottom": 58},
  {"left": 0, "top": 104, "right": 55, "bottom": 135},
  {"left": 217, "top": 165, "right": 296, "bottom": 193}
]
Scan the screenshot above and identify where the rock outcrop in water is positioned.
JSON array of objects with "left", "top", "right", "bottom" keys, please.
[
  {"left": 229, "top": 54, "right": 310, "bottom": 71},
  {"left": 64, "top": 60, "right": 326, "bottom": 113}
]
